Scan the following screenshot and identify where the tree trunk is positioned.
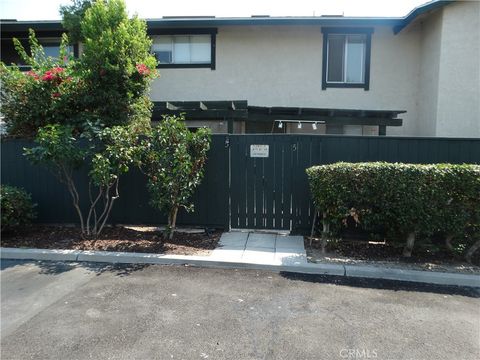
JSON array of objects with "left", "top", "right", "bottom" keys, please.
[
  {"left": 166, "top": 206, "right": 179, "bottom": 240},
  {"left": 310, "top": 210, "right": 318, "bottom": 244},
  {"left": 445, "top": 234, "right": 454, "bottom": 252},
  {"left": 321, "top": 212, "right": 329, "bottom": 254},
  {"left": 64, "top": 172, "right": 85, "bottom": 235},
  {"left": 94, "top": 179, "right": 120, "bottom": 237},
  {"left": 402, "top": 232, "right": 416, "bottom": 257},
  {"left": 465, "top": 239, "right": 480, "bottom": 264}
]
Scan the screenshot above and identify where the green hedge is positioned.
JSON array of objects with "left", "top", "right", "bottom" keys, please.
[
  {"left": 1, "top": 185, "right": 37, "bottom": 232},
  {"left": 306, "top": 162, "right": 480, "bottom": 257}
]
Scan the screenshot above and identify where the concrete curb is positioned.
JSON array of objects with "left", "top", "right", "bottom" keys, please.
[
  {"left": 1, "top": 247, "right": 479, "bottom": 288},
  {"left": 344, "top": 264, "right": 479, "bottom": 288},
  {"left": 1, "top": 248, "right": 82, "bottom": 262}
]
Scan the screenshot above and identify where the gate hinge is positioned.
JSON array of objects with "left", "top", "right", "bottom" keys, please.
[{"left": 225, "top": 137, "right": 230, "bottom": 148}]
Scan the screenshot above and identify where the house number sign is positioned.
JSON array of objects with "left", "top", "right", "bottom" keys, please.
[{"left": 250, "top": 144, "right": 269, "bottom": 158}]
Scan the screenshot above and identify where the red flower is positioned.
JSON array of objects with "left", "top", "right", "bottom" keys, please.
[
  {"left": 42, "top": 66, "right": 65, "bottom": 82},
  {"left": 42, "top": 71, "right": 54, "bottom": 81},
  {"left": 52, "top": 92, "right": 61, "bottom": 98},
  {"left": 26, "top": 70, "right": 39, "bottom": 80},
  {"left": 41, "top": 67, "right": 66, "bottom": 84},
  {"left": 136, "top": 63, "right": 150, "bottom": 76}
]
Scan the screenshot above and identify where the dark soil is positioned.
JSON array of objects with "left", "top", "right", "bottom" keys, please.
[
  {"left": 306, "top": 237, "right": 480, "bottom": 268},
  {"left": 1, "top": 225, "right": 221, "bottom": 256}
]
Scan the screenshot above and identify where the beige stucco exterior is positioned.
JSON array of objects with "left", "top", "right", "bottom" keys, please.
[
  {"left": 416, "top": 0, "right": 480, "bottom": 137},
  {"left": 417, "top": 6, "right": 443, "bottom": 136},
  {"left": 150, "top": 24, "right": 422, "bottom": 136},
  {"left": 435, "top": 1, "right": 480, "bottom": 137},
  {"left": 149, "top": 1, "right": 479, "bottom": 137}
]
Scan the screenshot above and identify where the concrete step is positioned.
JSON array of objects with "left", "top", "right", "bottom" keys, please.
[
  {"left": 218, "top": 232, "right": 249, "bottom": 248},
  {"left": 245, "top": 233, "right": 276, "bottom": 249},
  {"left": 242, "top": 249, "right": 276, "bottom": 264}
]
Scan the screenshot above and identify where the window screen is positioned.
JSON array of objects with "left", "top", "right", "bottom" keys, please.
[
  {"left": 326, "top": 34, "right": 366, "bottom": 84},
  {"left": 152, "top": 35, "right": 211, "bottom": 65}
]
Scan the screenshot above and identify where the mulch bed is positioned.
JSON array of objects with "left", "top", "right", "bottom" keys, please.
[
  {"left": 1, "top": 225, "right": 222, "bottom": 256},
  {"left": 305, "top": 237, "right": 480, "bottom": 271}
]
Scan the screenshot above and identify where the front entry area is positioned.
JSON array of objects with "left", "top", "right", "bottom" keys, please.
[
  {"left": 229, "top": 135, "right": 316, "bottom": 231},
  {"left": 210, "top": 231, "right": 307, "bottom": 266}
]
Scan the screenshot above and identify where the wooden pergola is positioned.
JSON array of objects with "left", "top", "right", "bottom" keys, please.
[{"left": 152, "top": 101, "right": 405, "bottom": 135}]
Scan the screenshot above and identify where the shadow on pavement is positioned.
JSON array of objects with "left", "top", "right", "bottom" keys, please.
[
  {"left": 279, "top": 271, "right": 480, "bottom": 298},
  {"left": 0, "top": 259, "right": 150, "bottom": 277}
]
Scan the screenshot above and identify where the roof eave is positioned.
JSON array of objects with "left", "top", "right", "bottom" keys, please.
[
  {"left": 0, "top": 1, "right": 456, "bottom": 36},
  {"left": 146, "top": 17, "right": 402, "bottom": 28},
  {"left": 393, "top": 0, "right": 454, "bottom": 34}
]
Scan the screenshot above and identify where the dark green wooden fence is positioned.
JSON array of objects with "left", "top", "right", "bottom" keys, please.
[
  {"left": 1, "top": 137, "right": 229, "bottom": 228},
  {"left": 2, "top": 135, "right": 479, "bottom": 232}
]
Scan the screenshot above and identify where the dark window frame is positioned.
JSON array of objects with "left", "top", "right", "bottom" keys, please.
[
  {"left": 36, "top": 41, "right": 79, "bottom": 58},
  {"left": 321, "top": 27, "right": 373, "bottom": 90},
  {"left": 148, "top": 28, "right": 217, "bottom": 70},
  {"left": 1, "top": 37, "right": 79, "bottom": 71}
]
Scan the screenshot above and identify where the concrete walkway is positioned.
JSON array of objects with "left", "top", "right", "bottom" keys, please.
[
  {"left": 2, "top": 232, "right": 479, "bottom": 287},
  {"left": 210, "top": 232, "right": 307, "bottom": 266}
]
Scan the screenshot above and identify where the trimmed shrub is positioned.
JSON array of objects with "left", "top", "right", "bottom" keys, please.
[
  {"left": 141, "top": 115, "right": 211, "bottom": 239},
  {"left": 1, "top": 185, "right": 37, "bottom": 231},
  {"left": 306, "top": 162, "right": 480, "bottom": 258}
]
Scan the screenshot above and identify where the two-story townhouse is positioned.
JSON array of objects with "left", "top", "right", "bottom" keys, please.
[{"left": 1, "top": 0, "right": 479, "bottom": 137}]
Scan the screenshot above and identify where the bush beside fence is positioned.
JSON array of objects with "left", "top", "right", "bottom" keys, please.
[
  {"left": 0, "top": 185, "right": 37, "bottom": 232},
  {"left": 306, "top": 162, "right": 480, "bottom": 259}
]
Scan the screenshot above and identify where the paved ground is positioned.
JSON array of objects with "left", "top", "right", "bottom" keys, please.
[
  {"left": 210, "top": 232, "right": 307, "bottom": 265},
  {"left": 1, "top": 260, "right": 479, "bottom": 360}
]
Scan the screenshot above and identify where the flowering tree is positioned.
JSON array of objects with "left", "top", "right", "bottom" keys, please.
[
  {"left": 1, "top": 0, "right": 158, "bottom": 237},
  {"left": 78, "top": 0, "right": 157, "bottom": 130},
  {"left": 0, "top": 32, "right": 83, "bottom": 137}
]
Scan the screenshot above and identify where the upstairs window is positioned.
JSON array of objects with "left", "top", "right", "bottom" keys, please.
[
  {"left": 35, "top": 41, "right": 74, "bottom": 62},
  {"left": 327, "top": 34, "right": 366, "bottom": 83},
  {"left": 321, "top": 28, "right": 373, "bottom": 90},
  {"left": 150, "top": 29, "right": 217, "bottom": 69},
  {"left": 1, "top": 38, "right": 75, "bottom": 71}
]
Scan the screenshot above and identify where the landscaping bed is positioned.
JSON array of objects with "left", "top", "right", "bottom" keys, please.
[
  {"left": 305, "top": 238, "right": 480, "bottom": 274},
  {"left": 1, "top": 225, "right": 221, "bottom": 256}
]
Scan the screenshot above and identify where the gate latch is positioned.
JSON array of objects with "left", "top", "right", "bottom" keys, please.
[{"left": 225, "top": 137, "right": 230, "bottom": 148}]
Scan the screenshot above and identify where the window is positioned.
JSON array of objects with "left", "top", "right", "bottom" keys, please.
[
  {"left": 326, "top": 125, "right": 364, "bottom": 135},
  {"left": 321, "top": 28, "right": 373, "bottom": 90},
  {"left": 326, "top": 124, "right": 344, "bottom": 135},
  {"left": 1, "top": 38, "right": 76, "bottom": 71},
  {"left": 36, "top": 42, "right": 74, "bottom": 62},
  {"left": 151, "top": 31, "right": 216, "bottom": 69}
]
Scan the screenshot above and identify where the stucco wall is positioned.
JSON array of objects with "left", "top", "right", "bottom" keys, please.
[
  {"left": 417, "top": 8, "right": 443, "bottom": 136},
  {"left": 435, "top": 1, "right": 480, "bottom": 137},
  {"left": 150, "top": 25, "right": 422, "bottom": 136}
]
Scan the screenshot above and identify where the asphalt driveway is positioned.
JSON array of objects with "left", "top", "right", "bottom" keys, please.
[{"left": 1, "top": 260, "right": 479, "bottom": 360}]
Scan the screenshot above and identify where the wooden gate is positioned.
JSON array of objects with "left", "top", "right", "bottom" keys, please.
[
  {"left": 229, "top": 135, "right": 319, "bottom": 230},
  {"left": 227, "top": 134, "right": 480, "bottom": 231}
]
